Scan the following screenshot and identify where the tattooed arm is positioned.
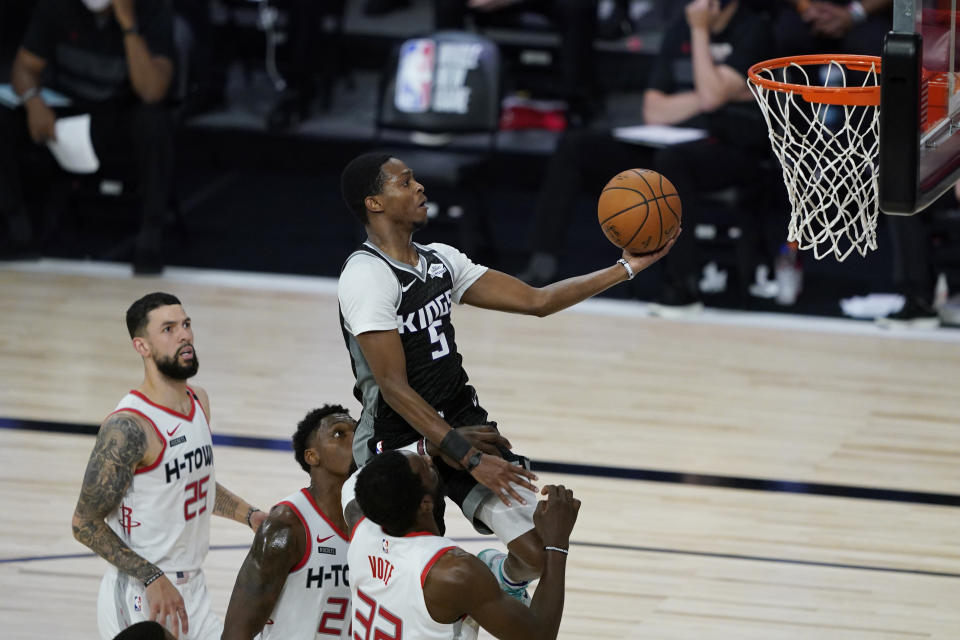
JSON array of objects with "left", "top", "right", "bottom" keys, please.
[
  {"left": 214, "top": 483, "right": 266, "bottom": 531},
  {"left": 72, "top": 411, "right": 190, "bottom": 636},
  {"left": 221, "top": 505, "right": 305, "bottom": 639},
  {"left": 72, "top": 412, "right": 158, "bottom": 580}
]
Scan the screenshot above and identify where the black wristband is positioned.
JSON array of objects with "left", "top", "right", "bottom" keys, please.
[
  {"left": 144, "top": 569, "right": 164, "bottom": 587},
  {"left": 122, "top": 24, "right": 140, "bottom": 36},
  {"left": 245, "top": 507, "right": 262, "bottom": 528},
  {"left": 439, "top": 429, "right": 471, "bottom": 463},
  {"left": 463, "top": 450, "right": 483, "bottom": 471}
]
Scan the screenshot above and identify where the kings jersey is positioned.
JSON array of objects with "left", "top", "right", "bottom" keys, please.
[{"left": 340, "top": 243, "right": 471, "bottom": 457}]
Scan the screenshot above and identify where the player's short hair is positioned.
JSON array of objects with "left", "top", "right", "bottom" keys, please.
[
  {"left": 355, "top": 450, "right": 425, "bottom": 535},
  {"left": 126, "top": 292, "right": 182, "bottom": 338},
  {"left": 340, "top": 152, "right": 393, "bottom": 225},
  {"left": 292, "top": 404, "right": 352, "bottom": 473},
  {"left": 112, "top": 620, "right": 172, "bottom": 639}
]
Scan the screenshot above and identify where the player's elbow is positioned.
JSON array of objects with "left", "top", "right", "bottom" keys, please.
[
  {"left": 528, "top": 292, "right": 555, "bottom": 318},
  {"left": 530, "top": 304, "right": 552, "bottom": 318},
  {"left": 71, "top": 512, "right": 92, "bottom": 545}
]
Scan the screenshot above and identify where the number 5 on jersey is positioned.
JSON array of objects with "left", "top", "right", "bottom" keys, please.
[{"left": 427, "top": 319, "right": 449, "bottom": 360}]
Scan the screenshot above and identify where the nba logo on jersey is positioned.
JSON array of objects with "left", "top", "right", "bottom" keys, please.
[
  {"left": 395, "top": 39, "right": 435, "bottom": 113},
  {"left": 381, "top": 538, "right": 390, "bottom": 554},
  {"left": 133, "top": 595, "right": 142, "bottom": 612}
]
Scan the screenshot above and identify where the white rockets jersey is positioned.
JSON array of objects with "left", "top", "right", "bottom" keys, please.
[
  {"left": 106, "top": 388, "right": 215, "bottom": 572},
  {"left": 258, "top": 488, "right": 351, "bottom": 640},
  {"left": 348, "top": 518, "right": 478, "bottom": 640}
]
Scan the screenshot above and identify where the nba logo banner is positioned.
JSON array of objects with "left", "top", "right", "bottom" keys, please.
[
  {"left": 133, "top": 595, "right": 142, "bottom": 612},
  {"left": 395, "top": 39, "right": 435, "bottom": 113}
]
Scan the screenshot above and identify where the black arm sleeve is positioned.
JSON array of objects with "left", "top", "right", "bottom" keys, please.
[
  {"left": 645, "top": 18, "right": 688, "bottom": 93},
  {"left": 722, "top": 13, "right": 777, "bottom": 78},
  {"left": 137, "top": 0, "right": 175, "bottom": 60},
  {"left": 20, "top": 0, "right": 56, "bottom": 61}
]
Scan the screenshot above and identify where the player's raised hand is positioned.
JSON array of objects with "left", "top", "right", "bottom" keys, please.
[
  {"left": 469, "top": 454, "right": 538, "bottom": 506},
  {"left": 533, "top": 485, "right": 581, "bottom": 548},
  {"left": 146, "top": 575, "right": 189, "bottom": 638},
  {"left": 622, "top": 228, "right": 681, "bottom": 274}
]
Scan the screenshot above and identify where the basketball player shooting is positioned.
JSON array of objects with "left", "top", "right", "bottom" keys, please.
[
  {"left": 338, "top": 153, "right": 678, "bottom": 601},
  {"left": 72, "top": 292, "right": 267, "bottom": 640}
]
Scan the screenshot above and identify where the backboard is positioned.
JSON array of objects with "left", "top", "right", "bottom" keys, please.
[{"left": 880, "top": 0, "right": 960, "bottom": 214}]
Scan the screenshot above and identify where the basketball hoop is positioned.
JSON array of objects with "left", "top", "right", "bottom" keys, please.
[{"left": 748, "top": 54, "right": 881, "bottom": 261}]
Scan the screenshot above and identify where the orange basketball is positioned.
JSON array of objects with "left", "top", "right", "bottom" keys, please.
[{"left": 597, "top": 168, "right": 682, "bottom": 254}]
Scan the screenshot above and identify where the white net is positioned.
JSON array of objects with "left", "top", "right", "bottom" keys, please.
[{"left": 749, "top": 59, "right": 881, "bottom": 261}]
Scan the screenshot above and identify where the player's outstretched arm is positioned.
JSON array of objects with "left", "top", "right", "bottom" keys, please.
[
  {"left": 461, "top": 235, "right": 679, "bottom": 317},
  {"left": 222, "top": 506, "right": 304, "bottom": 639},
  {"left": 356, "top": 329, "right": 537, "bottom": 505},
  {"left": 72, "top": 412, "right": 189, "bottom": 637},
  {"left": 213, "top": 483, "right": 266, "bottom": 531},
  {"left": 425, "top": 485, "right": 581, "bottom": 640}
]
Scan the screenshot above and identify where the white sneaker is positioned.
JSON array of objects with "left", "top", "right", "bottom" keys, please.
[{"left": 477, "top": 549, "right": 531, "bottom": 606}]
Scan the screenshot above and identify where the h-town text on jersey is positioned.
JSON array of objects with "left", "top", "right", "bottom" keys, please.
[
  {"left": 306, "top": 563, "right": 349, "bottom": 589},
  {"left": 164, "top": 445, "right": 214, "bottom": 482}
]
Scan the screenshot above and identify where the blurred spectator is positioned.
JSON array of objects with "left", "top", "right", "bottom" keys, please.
[
  {"left": 0, "top": 0, "right": 175, "bottom": 273},
  {"left": 517, "top": 0, "right": 776, "bottom": 312},
  {"left": 596, "top": 0, "right": 686, "bottom": 39},
  {"left": 171, "top": 0, "right": 225, "bottom": 118},
  {"left": 267, "top": 0, "right": 347, "bottom": 128},
  {"left": 875, "top": 182, "right": 959, "bottom": 329},
  {"left": 776, "top": 0, "right": 893, "bottom": 56},
  {"left": 433, "top": 0, "right": 600, "bottom": 125},
  {"left": 364, "top": 0, "right": 411, "bottom": 15},
  {"left": 0, "top": 0, "right": 37, "bottom": 73}
]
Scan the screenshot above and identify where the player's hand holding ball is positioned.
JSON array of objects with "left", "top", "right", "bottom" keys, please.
[{"left": 598, "top": 168, "right": 682, "bottom": 275}]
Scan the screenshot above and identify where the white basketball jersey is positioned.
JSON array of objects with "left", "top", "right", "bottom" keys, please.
[
  {"left": 106, "top": 388, "right": 215, "bottom": 572},
  {"left": 348, "top": 518, "right": 478, "bottom": 640},
  {"left": 258, "top": 489, "right": 351, "bottom": 640}
]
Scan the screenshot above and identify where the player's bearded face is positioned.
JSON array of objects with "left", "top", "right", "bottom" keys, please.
[{"left": 154, "top": 344, "right": 199, "bottom": 380}]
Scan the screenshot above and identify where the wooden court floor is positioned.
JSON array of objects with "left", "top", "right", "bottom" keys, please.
[{"left": 1, "top": 260, "right": 959, "bottom": 639}]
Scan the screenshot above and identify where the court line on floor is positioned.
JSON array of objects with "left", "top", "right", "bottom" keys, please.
[
  {"left": 4, "top": 258, "right": 959, "bottom": 342},
  {"left": 4, "top": 417, "right": 958, "bottom": 507},
  {"left": 4, "top": 542, "right": 959, "bottom": 580}
]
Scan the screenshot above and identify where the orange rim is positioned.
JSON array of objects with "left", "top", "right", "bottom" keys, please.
[{"left": 748, "top": 54, "right": 882, "bottom": 106}]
